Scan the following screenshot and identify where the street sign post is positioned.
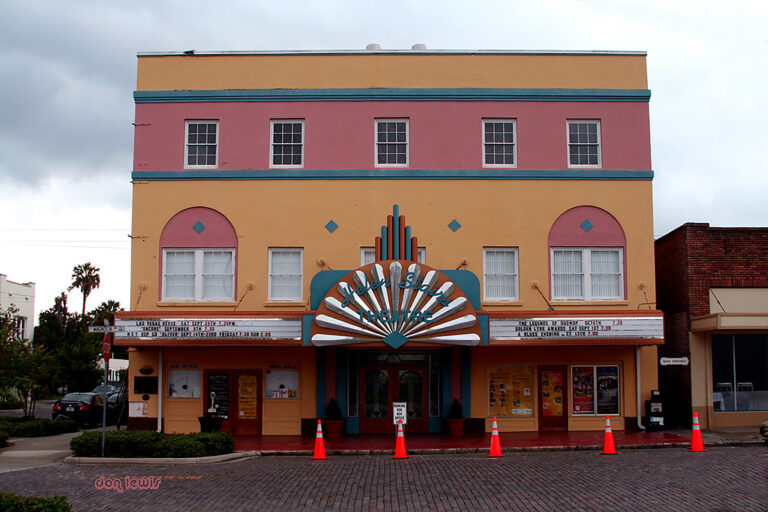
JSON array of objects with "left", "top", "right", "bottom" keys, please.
[
  {"left": 88, "top": 325, "right": 124, "bottom": 333},
  {"left": 392, "top": 402, "right": 407, "bottom": 425}
]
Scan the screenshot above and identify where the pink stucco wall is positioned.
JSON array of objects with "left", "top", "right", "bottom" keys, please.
[{"left": 133, "top": 101, "right": 651, "bottom": 171}]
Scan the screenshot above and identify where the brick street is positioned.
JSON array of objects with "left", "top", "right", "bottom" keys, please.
[{"left": 1, "top": 446, "right": 766, "bottom": 511}]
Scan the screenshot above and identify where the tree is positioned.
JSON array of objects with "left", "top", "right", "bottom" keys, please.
[
  {"left": 34, "top": 292, "right": 101, "bottom": 395},
  {"left": 90, "top": 300, "right": 123, "bottom": 327},
  {"left": 1, "top": 306, "right": 54, "bottom": 416},
  {"left": 68, "top": 262, "right": 101, "bottom": 317}
]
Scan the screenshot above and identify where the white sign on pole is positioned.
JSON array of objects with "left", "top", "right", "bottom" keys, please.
[
  {"left": 392, "top": 402, "right": 407, "bottom": 425},
  {"left": 660, "top": 357, "right": 690, "bottom": 366},
  {"left": 88, "top": 325, "right": 125, "bottom": 333}
]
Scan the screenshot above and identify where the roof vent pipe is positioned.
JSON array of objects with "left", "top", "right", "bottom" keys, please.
[
  {"left": 411, "top": 44, "right": 427, "bottom": 51},
  {"left": 365, "top": 43, "right": 382, "bottom": 51}
]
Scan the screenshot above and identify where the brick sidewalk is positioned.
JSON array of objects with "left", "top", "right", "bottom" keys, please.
[{"left": 1, "top": 446, "right": 766, "bottom": 511}]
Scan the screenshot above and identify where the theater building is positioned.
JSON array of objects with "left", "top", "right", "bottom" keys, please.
[{"left": 121, "top": 48, "right": 663, "bottom": 435}]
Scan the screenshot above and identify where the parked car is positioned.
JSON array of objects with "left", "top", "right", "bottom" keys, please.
[
  {"left": 106, "top": 390, "right": 127, "bottom": 426},
  {"left": 52, "top": 392, "right": 105, "bottom": 427},
  {"left": 92, "top": 384, "right": 119, "bottom": 399}
]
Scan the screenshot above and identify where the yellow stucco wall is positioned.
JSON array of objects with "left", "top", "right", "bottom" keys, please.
[
  {"left": 472, "top": 345, "right": 644, "bottom": 432},
  {"left": 127, "top": 347, "right": 316, "bottom": 434},
  {"left": 130, "top": 179, "right": 656, "bottom": 313},
  {"left": 136, "top": 53, "right": 648, "bottom": 91}
]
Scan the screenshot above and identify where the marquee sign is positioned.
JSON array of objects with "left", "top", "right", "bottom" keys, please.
[
  {"left": 311, "top": 260, "right": 480, "bottom": 348},
  {"left": 490, "top": 316, "right": 664, "bottom": 342},
  {"left": 111, "top": 318, "right": 302, "bottom": 341}
]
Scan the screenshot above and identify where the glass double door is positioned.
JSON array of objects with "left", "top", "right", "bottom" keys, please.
[{"left": 359, "top": 365, "right": 428, "bottom": 434}]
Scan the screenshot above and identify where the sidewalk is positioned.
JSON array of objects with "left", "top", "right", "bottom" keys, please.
[
  {"left": 0, "top": 431, "right": 80, "bottom": 474},
  {"left": 2, "top": 426, "right": 764, "bottom": 471},
  {"left": 234, "top": 427, "right": 766, "bottom": 455}
]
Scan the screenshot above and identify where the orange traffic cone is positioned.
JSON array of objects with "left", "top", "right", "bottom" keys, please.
[
  {"left": 601, "top": 415, "right": 618, "bottom": 455},
  {"left": 392, "top": 419, "right": 409, "bottom": 459},
  {"left": 689, "top": 412, "right": 707, "bottom": 452},
  {"left": 488, "top": 416, "right": 504, "bottom": 457},
  {"left": 311, "top": 419, "right": 327, "bottom": 460}
]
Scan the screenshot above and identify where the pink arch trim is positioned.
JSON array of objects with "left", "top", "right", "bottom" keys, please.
[
  {"left": 548, "top": 206, "right": 625, "bottom": 247},
  {"left": 160, "top": 207, "right": 237, "bottom": 248}
]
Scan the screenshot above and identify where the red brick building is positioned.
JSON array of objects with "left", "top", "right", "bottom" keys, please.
[{"left": 655, "top": 223, "right": 768, "bottom": 428}]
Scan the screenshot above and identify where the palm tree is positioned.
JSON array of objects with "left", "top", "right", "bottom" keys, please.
[{"left": 68, "top": 262, "right": 101, "bottom": 317}]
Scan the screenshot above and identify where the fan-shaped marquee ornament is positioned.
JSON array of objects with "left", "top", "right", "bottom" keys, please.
[{"left": 311, "top": 260, "right": 480, "bottom": 348}]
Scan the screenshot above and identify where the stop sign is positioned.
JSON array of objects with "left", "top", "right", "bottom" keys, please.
[{"left": 102, "top": 333, "right": 111, "bottom": 366}]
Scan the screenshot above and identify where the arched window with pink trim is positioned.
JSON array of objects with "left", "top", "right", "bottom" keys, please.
[
  {"left": 159, "top": 207, "right": 237, "bottom": 302},
  {"left": 548, "top": 206, "right": 626, "bottom": 301}
]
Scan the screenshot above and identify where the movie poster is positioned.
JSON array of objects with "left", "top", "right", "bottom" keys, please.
[
  {"left": 596, "top": 366, "right": 619, "bottom": 415},
  {"left": 489, "top": 366, "right": 533, "bottom": 417},
  {"left": 540, "top": 370, "right": 563, "bottom": 417},
  {"left": 238, "top": 374, "right": 260, "bottom": 419},
  {"left": 572, "top": 366, "right": 595, "bottom": 415}
]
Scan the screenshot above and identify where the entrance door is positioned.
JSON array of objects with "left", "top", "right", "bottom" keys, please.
[
  {"left": 359, "top": 365, "right": 428, "bottom": 434},
  {"left": 538, "top": 366, "right": 567, "bottom": 431},
  {"left": 233, "top": 370, "right": 262, "bottom": 435}
]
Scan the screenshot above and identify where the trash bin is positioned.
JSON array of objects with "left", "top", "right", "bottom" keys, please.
[
  {"left": 198, "top": 413, "right": 224, "bottom": 433},
  {"left": 645, "top": 389, "right": 664, "bottom": 431}
]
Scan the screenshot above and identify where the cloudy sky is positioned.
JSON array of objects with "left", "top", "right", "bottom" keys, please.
[{"left": 1, "top": 0, "right": 766, "bottom": 324}]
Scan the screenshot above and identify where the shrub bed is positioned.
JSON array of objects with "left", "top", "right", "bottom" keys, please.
[
  {"left": 70, "top": 430, "right": 235, "bottom": 458},
  {"left": 0, "top": 430, "right": 8, "bottom": 447},
  {"left": 0, "top": 418, "right": 78, "bottom": 437},
  {"left": 0, "top": 492, "right": 71, "bottom": 512}
]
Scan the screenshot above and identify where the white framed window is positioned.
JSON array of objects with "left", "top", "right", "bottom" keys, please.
[
  {"left": 185, "top": 120, "right": 218, "bottom": 168},
  {"left": 375, "top": 119, "right": 409, "bottom": 167},
  {"left": 270, "top": 120, "right": 304, "bottom": 168},
  {"left": 567, "top": 120, "right": 601, "bottom": 168},
  {"left": 551, "top": 248, "right": 623, "bottom": 300},
  {"left": 483, "top": 248, "right": 519, "bottom": 301},
  {"left": 268, "top": 248, "right": 304, "bottom": 301},
  {"left": 360, "top": 247, "right": 426, "bottom": 265},
  {"left": 162, "top": 249, "right": 235, "bottom": 301},
  {"left": 482, "top": 119, "right": 516, "bottom": 167}
]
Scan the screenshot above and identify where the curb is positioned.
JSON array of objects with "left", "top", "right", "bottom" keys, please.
[
  {"left": 64, "top": 450, "right": 261, "bottom": 465},
  {"left": 59, "top": 440, "right": 765, "bottom": 464}
]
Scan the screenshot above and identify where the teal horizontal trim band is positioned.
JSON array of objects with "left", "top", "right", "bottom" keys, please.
[
  {"left": 134, "top": 88, "right": 651, "bottom": 103},
  {"left": 132, "top": 169, "right": 654, "bottom": 181}
]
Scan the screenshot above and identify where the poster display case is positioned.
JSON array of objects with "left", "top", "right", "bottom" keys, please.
[
  {"left": 488, "top": 366, "right": 533, "bottom": 416},
  {"left": 571, "top": 365, "right": 620, "bottom": 415}
]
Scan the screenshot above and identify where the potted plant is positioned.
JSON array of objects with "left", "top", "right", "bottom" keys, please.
[
  {"left": 446, "top": 398, "right": 465, "bottom": 436},
  {"left": 324, "top": 398, "right": 344, "bottom": 437}
]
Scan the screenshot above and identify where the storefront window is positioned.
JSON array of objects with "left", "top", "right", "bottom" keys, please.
[
  {"left": 265, "top": 369, "right": 298, "bottom": 399},
  {"left": 488, "top": 366, "right": 533, "bottom": 417},
  {"left": 168, "top": 369, "right": 201, "bottom": 398},
  {"left": 571, "top": 365, "right": 619, "bottom": 415},
  {"left": 712, "top": 334, "right": 768, "bottom": 412}
]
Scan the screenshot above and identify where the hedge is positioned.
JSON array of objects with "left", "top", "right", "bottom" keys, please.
[
  {"left": 0, "top": 492, "right": 71, "bottom": 512},
  {"left": 70, "top": 430, "right": 234, "bottom": 458},
  {"left": 0, "top": 430, "right": 8, "bottom": 447},
  {"left": 0, "top": 419, "right": 78, "bottom": 438}
]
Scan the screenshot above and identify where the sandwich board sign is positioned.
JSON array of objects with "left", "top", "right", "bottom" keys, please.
[{"left": 393, "top": 402, "right": 407, "bottom": 425}]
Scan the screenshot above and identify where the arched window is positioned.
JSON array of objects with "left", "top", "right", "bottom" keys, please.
[
  {"left": 548, "top": 206, "right": 626, "bottom": 301},
  {"left": 159, "top": 207, "right": 237, "bottom": 301}
]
